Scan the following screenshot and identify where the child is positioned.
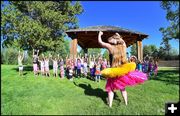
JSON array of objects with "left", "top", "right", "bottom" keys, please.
[
  {"left": 18, "top": 50, "right": 24, "bottom": 76},
  {"left": 101, "top": 58, "right": 107, "bottom": 70},
  {"left": 95, "top": 61, "right": 101, "bottom": 82},
  {"left": 70, "top": 59, "right": 75, "bottom": 76},
  {"left": 81, "top": 57, "right": 84, "bottom": 76},
  {"left": 153, "top": 60, "right": 158, "bottom": 77},
  {"left": 147, "top": 59, "right": 153, "bottom": 77},
  {"left": 83, "top": 59, "right": 88, "bottom": 77},
  {"left": 142, "top": 60, "right": 145, "bottom": 73},
  {"left": 59, "top": 58, "right": 65, "bottom": 79},
  {"left": 74, "top": 57, "right": 78, "bottom": 77},
  {"left": 137, "top": 60, "right": 142, "bottom": 72},
  {"left": 65, "top": 58, "right": 70, "bottom": 78},
  {"left": 107, "top": 60, "right": 111, "bottom": 68},
  {"left": 51, "top": 54, "right": 58, "bottom": 77},
  {"left": 33, "top": 49, "right": 39, "bottom": 76},
  {"left": 89, "top": 57, "right": 95, "bottom": 77},
  {"left": 44, "top": 54, "right": 50, "bottom": 77},
  {"left": 77, "top": 58, "right": 81, "bottom": 78},
  {"left": 38, "top": 54, "right": 45, "bottom": 76},
  {"left": 68, "top": 66, "right": 74, "bottom": 81}
]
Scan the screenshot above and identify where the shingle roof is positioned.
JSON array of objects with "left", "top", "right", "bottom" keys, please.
[
  {"left": 66, "top": 25, "right": 148, "bottom": 48},
  {"left": 66, "top": 25, "right": 148, "bottom": 36}
]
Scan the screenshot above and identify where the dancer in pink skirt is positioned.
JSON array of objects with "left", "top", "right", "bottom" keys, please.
[{"left": 98, "top": 31, "right": 148, "bottom": 107}]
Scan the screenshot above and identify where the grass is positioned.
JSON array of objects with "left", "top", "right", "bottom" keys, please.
[{"left": 1, "top": 65, "right": 179, "bottom": 115}]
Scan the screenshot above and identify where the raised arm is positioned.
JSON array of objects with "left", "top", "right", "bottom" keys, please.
[
  {"left": 66, "top": 54, "right": 68, "bottom": 60},
  {"left": 57, "top": 54, "right": 60, "bottom": 60},
  {"left": 33, "top": 49, "right": 34, "bottom": 57},
  {"left": 115, "top": 33, "right": 126, "bottom": 47},
  {"left": 37, "top": 49, "right": 39, "bottom": 56},
  {"left": 18, "top": 50, "right": 21, "bottom": 58},
  {"left": 21, "top": 51, "right": 24, "bottom": 60},
  {"left": 98, "top": 31, "right": 112, "bottom": 51}
]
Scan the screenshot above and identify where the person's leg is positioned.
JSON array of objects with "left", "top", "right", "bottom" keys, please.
[
  {"left": 78, "top": 69, "right": 80, "bottom": 77},
  {"left": 90, "top": 68, "right": 92, "bottom": 77},
  {"left": 95, "top": 75, "right": 97, "bottom": 82},
  {"left": 22, "top": 67, "right": 23, "bottom": 76},
  {"left": 98, "top": 75, "right": 100, "bottom": 82},
  {"left": 120, "top": 89, "right": 128, "bottom": 105},
  {"left": 56, "top": 69, "right": 57, "bottom": 77},
  {"left": 45, "top": 69, "right": 47, "bottom": 77},
  {"left": 48, "top": 70, "right": 50, "bottom": 77},
  {"left": 108, "top": 91, "right": 114, "bottom": 107},
  {"left": 53, "top": 68, "right": 55, "bottom": 77},
  {"left": 19, "top": 67, "right": 21, "bottom": 76},
  {"left": 33, "top": 64, "right": 36, "bottom": 76}
]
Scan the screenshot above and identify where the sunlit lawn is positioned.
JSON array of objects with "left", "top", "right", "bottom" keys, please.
[{"left": 1, "top": 65, "right": 179, "bottom": 115}]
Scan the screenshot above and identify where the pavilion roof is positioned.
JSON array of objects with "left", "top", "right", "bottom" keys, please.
[{"left": 66, "top": 25, "right": 148, "bottom": 48}]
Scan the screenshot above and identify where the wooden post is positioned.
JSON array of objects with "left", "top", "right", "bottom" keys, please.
[
  {"left": 70, "top": 38, "right": 77, "bottom": 60},
  {"left": 136, "top": 41, "right": 143, "bottom": 61}
]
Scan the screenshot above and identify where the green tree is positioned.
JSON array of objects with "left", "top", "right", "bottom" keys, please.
[
  {"left": 1, "top": 1, "right": 83, "bottom": 53},
  {"left": 88, "top": 48, "right": 101, "bottom": 57},
  {"left": 102, "top": 49, "right": 109, "bottom": 60},
  {"left": 159, "top": 1, "right": 179, "bottom": 45},
  {"left": 130, "top": 43, "right": 137, "bottom": 56},
  {"left": 143, "top": 45, "right": 158, "bottom": 56}
]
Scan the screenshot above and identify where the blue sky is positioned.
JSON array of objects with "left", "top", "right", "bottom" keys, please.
[{"left": 73, "top": 1, "right": 179, "bottom": 53}]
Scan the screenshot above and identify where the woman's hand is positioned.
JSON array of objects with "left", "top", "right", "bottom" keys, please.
[{"left": 99, "top": 31, "right": 103, "bottom": 36}]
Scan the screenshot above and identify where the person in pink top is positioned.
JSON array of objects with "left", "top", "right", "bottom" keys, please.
[
  {"left": 44, "top": 54, "right": 51, "bottom": 77},
  {"left": 59, "top": 57, "right": 65, "bottom": 79},
  {"left": 38, "top": 53, "right": 45, "bottom": 76},
  {"left": 50, "top": 54, "right": 58, "bottom": 77}
]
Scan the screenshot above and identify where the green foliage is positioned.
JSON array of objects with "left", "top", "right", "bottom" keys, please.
[
  {"left": 158, "top": 46, "right": 179, "bottom": 60},
  {"left": 102, "top": 49, "right": 109, "bottom": 60},
  {"left": 1, "top": 65, "right": 179, "bottom": 115},
  {"left": 130, "top": 44, "right": 137, "bottom": 56},
  {"left": 130, "top": 44, "right": 158, "bottom": 57},
  {"left": 1, "top": 1, "right": 83, "bottom": 53},
  {"left": 78, "top": 48, "right": 101, "bottom": 58},
  {"left": 1, "top": 47, "right": 19, "bottom": 65},
  {"left": 143, "top": 44, "right": 158, "bottom": 56},
  {"left": 88, "top": 48, "right": 101, "bottom": 57},
  {"left": 159, "top": 1, "right": 179, "bottom": 45}
]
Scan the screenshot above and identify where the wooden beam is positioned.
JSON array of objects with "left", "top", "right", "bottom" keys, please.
[
  {"left": 70, "top": 38, "right": 77, "bottom": 60},
  {"left": 136, "top": 41, "right": 143, "bottom": 61}
]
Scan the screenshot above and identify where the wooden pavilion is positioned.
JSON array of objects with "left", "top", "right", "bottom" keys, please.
[{"left": 66, "top": 25, "right": 148, "bottom": 61}]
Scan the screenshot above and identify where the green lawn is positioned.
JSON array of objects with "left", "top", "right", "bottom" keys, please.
[{"left": 1, "top": 65, "right": 179, "bottom": 115}]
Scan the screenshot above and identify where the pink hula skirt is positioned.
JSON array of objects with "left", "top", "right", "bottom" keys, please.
[{"left": 105, "top": 70, "right": 148, "bottom": 92}]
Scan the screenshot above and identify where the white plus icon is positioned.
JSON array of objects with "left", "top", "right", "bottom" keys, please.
[{"left": 168, "top": 104, "right": 177, "bottom": 113}]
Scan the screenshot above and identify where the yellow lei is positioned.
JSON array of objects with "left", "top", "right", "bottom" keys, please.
[{"left": 101, "top": 62, "right": 136, "bottom": 78}]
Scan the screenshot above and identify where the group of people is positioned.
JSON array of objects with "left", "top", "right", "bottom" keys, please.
[
  {"left": 17, "top": 31, "right": 154, "bottom": 108},
  {"left": 136, "top": 58, "right": 158, "bottom": 77},
  {"left": 32, "top": 49, "right": 110, "bottom": 82}
]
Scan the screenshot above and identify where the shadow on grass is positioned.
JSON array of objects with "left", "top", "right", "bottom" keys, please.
[
  {"left": 150, "top": 70, "right": 179, "bottom": 85},
  {"left": 73, "top": 82, "right": 120, "bottom": 105},
  {"left": 12, "top": 65, "right": 54, "bottom": 72},
  {"left": 13, "top": 65, "right": 33, "bottom": 72}
]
